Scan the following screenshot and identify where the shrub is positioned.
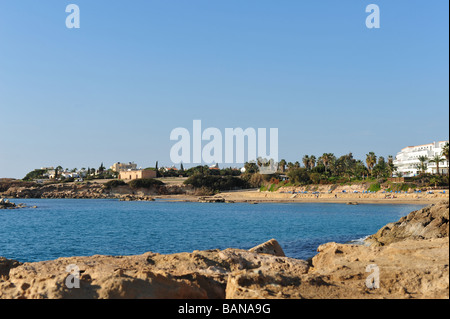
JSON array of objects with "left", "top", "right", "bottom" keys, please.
[
  {"left": 103, "top": 180, "right": 127, "bottom": 189},
  {"left": 310, "top": 172, "right": 321, "bottom": 184},
  {"left": 184, "top": 174, "right": 249, "bottom": 191},
  {"left": 249, "top": 173, "right": 264, "bottom": 188},
  {"left": 129, "top": 178, "right": 164, "bottom": 189},
  {"left": 23, "top": 169, "right": 47, "bottom": 181},
  {"left": 368, "top": 183, "right": 381, "bottom": 192},
  {"left": 193, "top": 186, "right": 216, "bottom": 196},
  {"left": 287, "top": 168, "right": 310, "bottom": 185}
]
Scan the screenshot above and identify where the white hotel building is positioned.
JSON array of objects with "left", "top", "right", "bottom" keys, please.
[{"left": 393, "top": 141, "right": 449, "bottom": 177}]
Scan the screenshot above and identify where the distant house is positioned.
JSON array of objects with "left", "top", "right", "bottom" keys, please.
[
  {"left": 163, "top": 166, "right": 178, "bottom": 172},
  {"left": 209, "top": 164, "right": 220, "bottom": 171},
  {"left": 118, "top": 169, "right": 157, "bottom": 180},
  {"left": 43, "top": 169, "right": 56, "bottom": 179},
  {"left": 110, "top": 162, "right": 138, "bottom": 172},
  {"left": 60, "top": 172, "right": 80, "bottom": 179}
]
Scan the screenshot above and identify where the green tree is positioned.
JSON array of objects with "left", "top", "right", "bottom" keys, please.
[
  {"left": 302, "top": 155, "right": 310, "bottom": 170},
  {"left": 319, "top": 153, "right": 335, "bottom": 174},
  {"left": 244, "top": 162, "right": 259, "bottom": 174},
  {"left": 429, "top": 154, "right": 444, "bottom": 176},
  {"left": 387, "top": 155, "right": 396, "bottom": 177},
  {"left": 309, "top": 155, "right": 316, "bottom": 170},
  {"left": 373, "top": 156, "right": 388, "bottom": 178},
  {"left": 441, "top": 142, "right": 449, "bottom": 176},
  {"left": 353, "top": 160, "right": 368, "bottom": 179},
  {"left": 287, "top": 168, "right": 310, "bottom": 185},
  {"left": 278, "top": 159, "right": 286, "bottom": 173},
  {"left": 287, "top": 162, "right": 294, "bottom": 171},
  {"left": 416, "top": 156, "right": 429, "bottom": 174},
  {"left": 366, "top": 152, "right": 377, "bottom": 177},
  {"left": 23, "top": 169, "right": 47, "bottom": 181}
]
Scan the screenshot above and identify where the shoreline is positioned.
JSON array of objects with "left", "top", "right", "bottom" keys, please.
[
  {"left": 156, "top": 191, "right": 448, "bottom": 205},
  {"left": 2, "top": 179, "right": 448, "bottom": 206},
  {"left": 5, "top": 194, "right": 445, "bottom": 206}
]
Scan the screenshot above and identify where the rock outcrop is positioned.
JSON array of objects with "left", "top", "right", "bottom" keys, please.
[
  {"left": 0, "top": 242, "right": 308, "bottom": 299},
  {"left": 0, "top": 183, "right": 157, "bottom": 201},
  {"left": 0, "top": 257, "right": 22, "bottom": 280},
  {"left": 0, "top": 202, "right": 448, "bottom": 299},
  {"left": 248, "top": 239, "right": 285, "bottom": 257},
  {"left": 366, "top": 200, "right": 449, "bottom": 246},
  {"left": 0, "top": 199, "right": 29, "bottom": 210}
]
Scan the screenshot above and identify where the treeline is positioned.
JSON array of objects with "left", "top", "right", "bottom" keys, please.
[
  {"left": 279, "top": 152, "right": 396, "bottom": 182},
  {"left": 183, "top": 174, "right": 248, "bottom": 193},
  {"left": 150, "top": 164, "right": 242, "bottom": 178}
]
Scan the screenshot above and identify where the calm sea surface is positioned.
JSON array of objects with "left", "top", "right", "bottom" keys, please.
[{"left": 0, "top": 199, "right": 423, "bottom": 262}]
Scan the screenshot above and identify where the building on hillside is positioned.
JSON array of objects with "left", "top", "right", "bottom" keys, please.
[
  {"left": 118, "top": 169, "right": 157, "bottom": 180},
  {"left": 209, "top": 163, "right": 220, "bottom": 171},
  {"left": 393, "top": 141, "right": 449, "bottom": 177},
  {"left": 110, "top": 162, "right": 138, "bottom": 172}
]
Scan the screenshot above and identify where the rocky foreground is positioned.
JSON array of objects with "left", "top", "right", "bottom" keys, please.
[{"left": 0, "top": 201, "right": 448, "bottom": 299}]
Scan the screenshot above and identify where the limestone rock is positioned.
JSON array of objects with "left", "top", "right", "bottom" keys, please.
[
  {"left": 249, "top": 239, "right": 286, "bottom": 257},
  {"left": 366, "top": 200, "right": 449, "bottom": 246},
  {"left": 0, "top": 257, "right": 22, "bottom": 280}
]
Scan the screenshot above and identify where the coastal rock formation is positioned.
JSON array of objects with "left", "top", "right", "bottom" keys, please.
[
  {"left": 119, "top": 194, "right": 155, "bottom": 202},
  {"left": 0, "top": 199, "right": 29, "bottom": 210},
  {"left": 198, "top": 196, "right": 225, "bottom": 203},
  {"left": 248, "top": 239, "right": 285, "bottom": 257},
  {"left": 0, "top": 202, "right": 448, "bottom": 299},
  {"left": 0, "top": 183, "right": 158, "bottom": 201},
  {"left": 0, "top": 198, "right": 16, "bottom": 209},
  {"left": 0, "top": 257, "right": 22, "bottom": 280},
  {"left": 366, "top": 200, "right": 449, "bottom": 246},
  {"left": 0, "top": 247, "right": 308, "bottom": 299}
]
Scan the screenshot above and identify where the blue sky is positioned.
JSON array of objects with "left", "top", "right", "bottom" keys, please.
[{"left": 0, "top": 0, "right": 448, "bottom": 178}]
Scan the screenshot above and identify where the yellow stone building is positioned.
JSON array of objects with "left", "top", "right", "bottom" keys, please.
[{"left": 118, "top": 169, "right": 157, "bottom": 180}]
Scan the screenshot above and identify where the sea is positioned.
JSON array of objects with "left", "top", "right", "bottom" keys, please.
[{"left": 0, "top": 199, "right": 424, "bottom": 263}]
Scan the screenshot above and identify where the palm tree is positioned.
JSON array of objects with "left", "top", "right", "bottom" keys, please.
[
  {"left": 442, "top": 142, "right": 449, "bottom": 176},
  {"left": 429, "top": 154, "right": 444, "bottom": 175},
  {"left": 366, "top": 152, "right": 377, "bottom": 177},
  {"left": 387, "top": 155, "right": 396, "bottom": 177},
  {"left": 319, "top": 153, "right": 335, "bottom": 173},
  {"left": 278, "top": 159, "right": 287, "bottom": 173},
  {"left": 353, "top": 160, "right": 368, "bottom": 179},
  {"left": 302, "top": 155, "right": 310, "bottom": 170},
  {"left": 309, "top": 155, "right": 316, "bottom": 170},
  {"left": 417, "top": 156, "right": 429, "bottom": 174}
]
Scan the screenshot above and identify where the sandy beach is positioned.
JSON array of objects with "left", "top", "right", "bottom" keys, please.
[{"left": 159, "top": 188, "right": 449, "bottom": 205}]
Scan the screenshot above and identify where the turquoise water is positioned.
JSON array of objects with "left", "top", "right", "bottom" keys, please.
[{"left": 0, "top": 199, "right": 423, "bottom": 262}]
